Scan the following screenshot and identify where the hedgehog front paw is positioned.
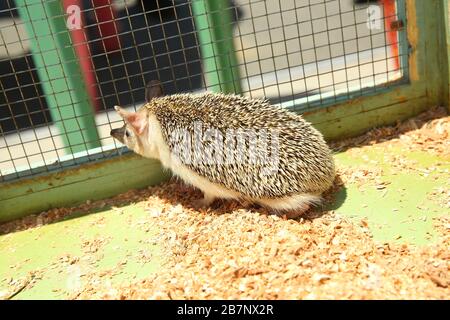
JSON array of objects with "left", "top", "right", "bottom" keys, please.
[{"left": 191, "top": 194, "right": 216, "bottom": 210}]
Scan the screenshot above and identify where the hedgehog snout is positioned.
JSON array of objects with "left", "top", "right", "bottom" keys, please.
[{"left": 110, "top": 127, "right": 125, "bottom": 144}]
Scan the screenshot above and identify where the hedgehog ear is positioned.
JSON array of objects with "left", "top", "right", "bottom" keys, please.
[
  {"left": 145, "top": 80, "right": 163, "bottom": 102},
  {"left": 114, "top": 106, "right": 147, "bottom": 135}
]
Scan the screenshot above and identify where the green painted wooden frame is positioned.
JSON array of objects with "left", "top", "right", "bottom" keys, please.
[
  {"left": 15, "top": 0, "right": 100, "bottom": 154},
  {"left": 191, "top": 0, "right": 242, "bottom": 93},
  {"left": 0, "top": 152, "right": 170, "bottom": 223},
  {"left": 443, "top": 0, "right": 450, "bottom": 105},
  {"left": 1, "top": 0, "right": 449, "bottom": 222}
]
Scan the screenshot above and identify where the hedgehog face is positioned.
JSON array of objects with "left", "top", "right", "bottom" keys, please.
[
  {"left": 111, "top": 106, "right": 148, "bottom": 154},
  {"left": 110, "top": 123, "right": 138, "bottom": 149},
  {"left": 111, "top": 80, "right": 163, "bottom": 153}
]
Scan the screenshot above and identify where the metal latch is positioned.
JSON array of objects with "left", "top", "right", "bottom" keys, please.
[{"left": 390, "top": 19, "right": 405, "bottom": 31}]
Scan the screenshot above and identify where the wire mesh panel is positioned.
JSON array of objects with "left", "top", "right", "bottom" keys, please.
[
  {"left": 234, "top": 0, "right": 407, "bottom": 108},
  {"left": 0, "top": 0, "right": 408, "bottom": 182}
]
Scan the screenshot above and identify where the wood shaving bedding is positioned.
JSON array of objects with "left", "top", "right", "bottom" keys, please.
[{"left": 74, "top": 195, "right": 449, "bottom": 299}]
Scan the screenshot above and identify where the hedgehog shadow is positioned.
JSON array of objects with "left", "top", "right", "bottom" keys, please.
[{"left": 159, "top": 174, "right": 347, "bottom": 221}]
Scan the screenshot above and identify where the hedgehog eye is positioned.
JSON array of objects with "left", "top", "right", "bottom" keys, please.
[{"left": 125, "top": 130, "right": 131, "bottom": 138}]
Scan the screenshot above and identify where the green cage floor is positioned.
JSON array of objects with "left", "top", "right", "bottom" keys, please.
[
  {"left": 1, "top": 112, "right": 449, "bottom": 299},
  {"left": 0, "top": 204, "right": 161, "bottom": 299}
]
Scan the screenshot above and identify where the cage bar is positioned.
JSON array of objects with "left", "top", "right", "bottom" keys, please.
[
  {"left": 442, "top": 0, "right": 450, "bottom": 106},
  {"left": 15, "top": 0, "right": 100, "bottom": 154},
  {"left": 396, "top": 0, "right": 409, "bottom": 79},
  {"left": 191, "top": 0, "right": 242, "bottom": 93}
]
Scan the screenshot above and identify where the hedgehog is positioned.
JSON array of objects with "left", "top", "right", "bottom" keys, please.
[{"left": 111, "top": 80, "right": 335, "bottom": 216}]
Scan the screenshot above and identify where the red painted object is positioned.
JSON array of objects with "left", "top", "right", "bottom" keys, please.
[
  {"left": 380, "top": 0, "right": 400, "bottom": 70},
  {"left": 64, "top": 0, "right": 100, "bottom": 111},
  {"left": 92, "top": 0, "right": 121, "bottom": 52}
]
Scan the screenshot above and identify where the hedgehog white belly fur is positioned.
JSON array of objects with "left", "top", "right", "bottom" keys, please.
[{"left": 111, "top": 90, "right": 335, "bottom": 214}]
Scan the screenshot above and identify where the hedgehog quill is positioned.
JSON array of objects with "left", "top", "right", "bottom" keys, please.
[{"left": 111, "top": 80, "right": 335, "bottom": 217}]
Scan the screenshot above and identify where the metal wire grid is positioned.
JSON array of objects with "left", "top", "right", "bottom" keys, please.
[
  {"left": 235, "top": 0, "right": 406, "bottom": 108},
  {"left": 0, "top": 0, "right": 407, "bottom": 182},
  {"left": 0, "top": 0, "right": 207, "bottom": 181}
]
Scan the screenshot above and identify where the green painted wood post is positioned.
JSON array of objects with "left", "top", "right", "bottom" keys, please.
[
  {"left": 191, "top": 0, "right": 242, "bottom": 93},
  {"left": 15, "top": 0, "right": 100, "bottom": 154},
  {"left": 396, "top": 0, "right": 409, "bottom": 80},
  {"left": 442, "top": 0, "right": 450, "bottom": 109}
]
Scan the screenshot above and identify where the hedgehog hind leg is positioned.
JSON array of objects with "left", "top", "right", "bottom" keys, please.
[
  {"left": 257, "top": 193, "right": 322, "bottom": 218},
  {"left": 192, "top": 193, "right": 216, "bottom": 209}
]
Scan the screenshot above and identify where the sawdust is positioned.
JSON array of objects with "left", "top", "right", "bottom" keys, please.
[
  {"left": 71, "top": 189, "right": 449, "bottom": 300},
  {"left": 1, "top": 106, "right": 449, "bottom": 300},
  {"left": 332, "top": 106, "right": 450, "bottom": 189},
  {"left": 331, "top": 106, "right": 449, "bottom": 156}
]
